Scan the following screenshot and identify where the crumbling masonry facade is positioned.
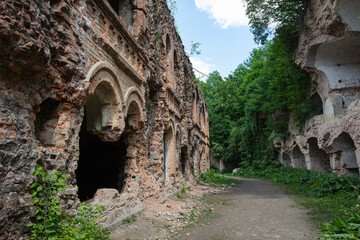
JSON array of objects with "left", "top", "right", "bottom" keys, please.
[
  {"left": 0, "top": 0, "right": 210, "bottom": 238},
  {"left": 276, "top": 0, "right": 360, "bottom": 178}
]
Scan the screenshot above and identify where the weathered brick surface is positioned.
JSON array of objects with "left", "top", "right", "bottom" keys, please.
[{"left": 0, "top": 0, "right": 210, "bottom": 238}]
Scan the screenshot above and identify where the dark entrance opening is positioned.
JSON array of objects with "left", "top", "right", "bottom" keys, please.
[
  {"left": 108, "top": 0, "right": 119, "bottom": 14},
  {"left": 282, "top": 153, "right": 291, "bottom": 167},
  {"left": 310, "top": 92, "right": 323, "bottom": 115},
  {"left": 76, "top": 116, "right": 127, "bottom": 202},
  {"left": 308, "top": 137, "right": 331, "bottom": 173},
  {"left": 330, "top": 132, "right": 359, "bottom": 178},
  {"left": 180, "top": 146, "right": 187, "bottom": 176}
]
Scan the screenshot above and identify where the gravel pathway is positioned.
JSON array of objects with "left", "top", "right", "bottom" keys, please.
[{"left": 174, "top": 177, "right": 319, "bottom": 240}]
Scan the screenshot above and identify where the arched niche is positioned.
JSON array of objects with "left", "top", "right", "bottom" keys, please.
[
  {"left": 310, "top": 92, "right": 324, "bottom": 115},
  {"left": 191, "top": 139, "right": 199, "bottom": 176},
  {"left": 291, "top": 145, "right": 306, "bottom": 169},
  {"left": 166, "top": 34, "right": 171, "bottom": 55},
  {"left": 200, "top": 104, "right": 206, "bottom": 130},
  {"left": 124, "top": 87, "right": 144, "bottom": 130},
  {"left": 313, "top": 37, "right": 360, "bottom": 108},
  {"left": 35, "top": 98, "right": 60, "bottom": 145},
  {"left": 329, "top": 132, "right": 359, "bottom": 177},
  {"left": 282, "top": 153, "right": 291, "bottom": 167},
  {"left": 76, "top": 63, "right": 127, "bottom": 201},
  {"left": 205, "top": 111, "right": 210, "bottom": 136},
  {"left": 165, "top": 34, "right": 175, "bottom": 89},
  {"left": 180, "top": 145, "right": 188, "bottom": 177},
  {"left": 108, "top": 0, "right": 134, "bottom": 28},
  {"left": 308, "top": 137, "right": 331, "bottom": 173},
  {"left": 200, "top": 146, "right": 206, "bottom": 174},
  {"left": 84, "top": 62, "right": 124, "bottom": 142},
  {"left": 163, "top": 121, "right": 175, "bottom": 180},
  {"left": 192, "top": 93, "right": 199, "bottom": 124},
  {"left": 175, "top": 129, "right": 181, "bottom": 172}
]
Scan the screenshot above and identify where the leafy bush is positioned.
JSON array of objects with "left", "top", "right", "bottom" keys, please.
[
  {"left": 221, "top": 169, "right": 233, "bottom": 174},
  {"left": 28, "top": 166, "right": 110, "bottom": 240},
  {"left": 199, "top": 169, "right": 238, "bottom": 186},
  {"left": 176, "top": 192, "right": 184, "bottom": 199},
  {"left": 318, "top": 205, "right": 360, "bottom": 240},
  {"left": 232, "top": 166, "right": 360, "bottom": 198}
]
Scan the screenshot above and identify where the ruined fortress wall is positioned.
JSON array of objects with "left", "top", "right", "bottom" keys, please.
[
  {"left": 276, "top": 0, "right": 360, "bottom": 177},
  {"left": 0, "top": 0, "right": 210, "bottom": 238}
]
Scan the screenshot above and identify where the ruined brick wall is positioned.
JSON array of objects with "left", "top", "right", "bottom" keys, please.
[
  {"left": 276, "top": 0, "right": 360, "bottom": 178},
  {"left": 0, "top": 0, "right": 210, "bottom": 238}
]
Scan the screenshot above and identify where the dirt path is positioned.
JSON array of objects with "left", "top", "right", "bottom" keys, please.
[
  {"left": 110, "top": 177, "right": 319, "bottom": 240},
  {"left": 174, "top": 177, "right": 319, "bottom": 240}
]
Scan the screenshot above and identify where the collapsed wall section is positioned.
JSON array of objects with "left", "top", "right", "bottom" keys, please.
[
  {"left": 277, "top": 0, "right": 360, "bottom": 178},
  {"left": 0, "top": 0, "right": 210, "bottom": 238}
]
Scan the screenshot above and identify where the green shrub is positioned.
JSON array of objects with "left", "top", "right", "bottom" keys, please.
[
  {"left": 221, "top": 168, "right": 233, "bottom": 174},
  {"left": 199, "top": 169, "right": 238, "bottom": 186},
  {"left": 28, "top": 166, "right": 110, "bottom": 240},
  {"left": 232, "top": 166, "right": 360, "bottom": 198},
  {"left": 122, "top": 214, "right": 137, "bottom": 225},
  {"left": 176, "top": 192, "right": 184, "bottom": 199},
  {"left": 318, "top": 205, "right": 360, "bottom": 240}
]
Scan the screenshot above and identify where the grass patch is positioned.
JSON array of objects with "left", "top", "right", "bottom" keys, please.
[
  {"left": 199, "top": 169, "right": 240, "bottom": 186},
  {"left": 176, "top": 192, "right": 184, "bottom": 199},
  {"left": 229, "top": 166, "right": 360, "bottom": 238},
  {"left": 122, "top": 214, "right": 138, "bottom": 225}
]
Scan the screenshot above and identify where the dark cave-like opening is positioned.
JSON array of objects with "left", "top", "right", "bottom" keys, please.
[
  {"left": 308, "top": 137, "right": 331, "bottom": 173},
  {"left": 180, "top": 146, "right": 187, "bottom": 176},
  {"left": 310, "top": 92, "right": 323, "bottom": 115},
  {"left": 76, "top": 118, "right": 127, "bottom": 202}
]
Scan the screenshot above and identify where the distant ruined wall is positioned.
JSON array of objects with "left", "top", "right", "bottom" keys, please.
[
  {"left": 0, "top": 0, "right": 210, "bottom": 238},
  {"left": 276, "top": 0, "right": 360, "bottom": 178}
]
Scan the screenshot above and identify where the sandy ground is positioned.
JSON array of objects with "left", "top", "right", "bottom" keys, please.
[{"left": 110, "top": 177, "right": 320, "bottom": 240}]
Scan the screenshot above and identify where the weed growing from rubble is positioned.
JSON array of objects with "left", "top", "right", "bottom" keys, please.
[
  {"left": 122, "top": 214, "right": 138, "bottom": 225},
  {"left": 28, "top": 166, "right": 109, "bottom": 240},
  {"left": 176, "top": 192, "right": 184, "bottom": 199}
]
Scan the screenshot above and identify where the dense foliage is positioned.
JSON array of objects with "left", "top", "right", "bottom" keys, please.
[
  {"left": 199, "top": 37, "right": 315, "bottom": 167},
  {"left": 28, "top": 166, "right": 110, "bottom": 240},
  {"left": 319, "top": 205, "right": 360, "bottom": 240},
  {"left": 232, "top": 167, "right": 360, "bottom": 198},
  {"left": 245, "top": 0, "right": 309, "bottom": 48}
]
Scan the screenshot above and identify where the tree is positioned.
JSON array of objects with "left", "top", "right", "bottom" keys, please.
[{"left": 245, "top": 0, "right": 309, "bottom": 46}]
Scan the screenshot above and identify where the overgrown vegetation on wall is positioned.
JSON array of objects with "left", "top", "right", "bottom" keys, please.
[
  {"left": 28, "top": 166, "right": 109, "bottom": 240},
  {"left": 198, "top": 0, "right": 313, "bottom": 168}
]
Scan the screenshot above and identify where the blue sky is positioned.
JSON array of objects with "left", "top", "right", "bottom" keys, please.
[{"left": 174, "top": 0, "right": 258, "bottom": 80}]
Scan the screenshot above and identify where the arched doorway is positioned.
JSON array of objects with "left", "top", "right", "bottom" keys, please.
[
  {"left": 76, "top": 120, "right": 127, "bottom": 201},
  {"left": 308, "top": 138, "right": 331, "bottom": 173},
  {"left": 163, "top": 125, "right": 175, "bottom": 180},
  {"left": 292, "top": 145, "right": 306, "bottom": 169},
  {"left": 330, "top": 132, "right": 358, "bottom": 177},
  {"left": 76, "top": 81, "right": 127, "bottom": 201},
  {"left": 282, "top": 153, "right": 291, "bottom": 167}
]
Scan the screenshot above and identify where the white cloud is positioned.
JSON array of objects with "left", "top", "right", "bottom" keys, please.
[
  {"left": 190, "top": 57, "right": 216, "bottom": 81},
  {"left": 194, "top": 0, "right": 248, "bottom": 28}
]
